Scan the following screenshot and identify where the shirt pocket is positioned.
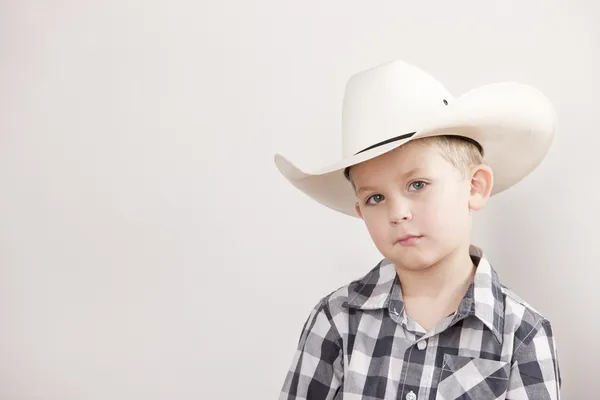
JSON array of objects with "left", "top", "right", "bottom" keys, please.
[{"left": 436, "top": 354, "right": 510, "bottom": 400}]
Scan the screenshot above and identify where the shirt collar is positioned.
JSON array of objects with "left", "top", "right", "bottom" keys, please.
[{"left": 343, "top": 245, "right": 505, "bottom": 343}]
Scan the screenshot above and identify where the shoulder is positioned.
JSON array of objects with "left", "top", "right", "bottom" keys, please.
[
  {"left": 501, "top": 285, "right": 556, "bottom": 350},
  {"left": 316, "top": 258, "right": 396, "bottom": 315},
  {"left": 501, "top": 285, "right": 547, "bottom": 324}
]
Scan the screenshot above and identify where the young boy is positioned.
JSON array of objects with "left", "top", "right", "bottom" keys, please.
[{"left": 274, "top": 60, "right": 561, "bottom": 399}]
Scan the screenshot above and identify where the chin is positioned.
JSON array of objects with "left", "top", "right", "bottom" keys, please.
[
  {"left": 396, "top": 258, "right": 435, "bottom": 271},
  {"left": 386, "top": 248, "right": 440, "bottom": 271}
]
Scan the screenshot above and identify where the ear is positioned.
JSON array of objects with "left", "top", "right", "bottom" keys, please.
[
  {"left": 468, "top": 164, "right": 494, "bottom": 211},
  {"left": 355, "top": 202, "right": 364, "bottom": 219}
]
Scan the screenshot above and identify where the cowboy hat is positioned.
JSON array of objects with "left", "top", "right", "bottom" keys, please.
[{"left": 274, "top": 59, "right": 556, "bottom": 218}]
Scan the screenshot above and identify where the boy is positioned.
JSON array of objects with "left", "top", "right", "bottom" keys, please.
[{"left": 274, "top": 60, "right": 561, "bottom": 399}]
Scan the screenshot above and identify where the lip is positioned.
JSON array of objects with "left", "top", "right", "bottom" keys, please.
[{"left": 396, "top": 234, "right": 423, "bottom": 246}]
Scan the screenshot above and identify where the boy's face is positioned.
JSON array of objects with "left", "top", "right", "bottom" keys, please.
[{"left": 350, "top": 140, "right": 491, "bottom": 271}]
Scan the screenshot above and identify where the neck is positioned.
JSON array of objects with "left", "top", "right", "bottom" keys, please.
[{"left": 395, "top": 244, "right": 476, "bottom": 299}]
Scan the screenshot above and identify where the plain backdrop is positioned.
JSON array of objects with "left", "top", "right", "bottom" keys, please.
[{"left": 0, "top": 1, "right": 597, "bottom": 398}]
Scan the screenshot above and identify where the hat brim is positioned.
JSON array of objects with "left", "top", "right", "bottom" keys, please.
[{"left": 274, "top": 82, "right": 556, "bottom": 217}]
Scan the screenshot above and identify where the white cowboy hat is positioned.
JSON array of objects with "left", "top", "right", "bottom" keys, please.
[{"left": 274, "top": 60, "right": 556, "bottom": 218}]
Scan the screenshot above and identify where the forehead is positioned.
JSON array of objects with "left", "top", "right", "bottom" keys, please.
[{"left": 350, "top": 141, "right": 452, "bottom": 182}]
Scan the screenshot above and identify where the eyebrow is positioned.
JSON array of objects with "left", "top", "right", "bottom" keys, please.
[{"left": 355, "top": 167, "right": 427, "bottom": 195}]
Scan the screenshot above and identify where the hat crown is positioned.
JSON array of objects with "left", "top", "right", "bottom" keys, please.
[{"left": 342, "top": 60, "right": 454, "bottom": 157}]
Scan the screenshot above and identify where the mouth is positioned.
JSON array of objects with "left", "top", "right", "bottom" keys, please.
[{"left": 395, "top": 234, "right": 423, "bottom": 246}]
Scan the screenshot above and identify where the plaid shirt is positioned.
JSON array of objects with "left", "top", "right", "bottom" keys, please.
[{"left": 280, "top": 246, "right": 561, "bottom": 400}]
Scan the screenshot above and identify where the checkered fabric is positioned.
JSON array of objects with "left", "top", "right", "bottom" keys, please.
[{"left": 280, "top": 246, "right": 561, "bottom": 400}]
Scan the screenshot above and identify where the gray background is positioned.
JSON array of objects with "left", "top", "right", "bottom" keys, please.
[{"left": 0, "top": 1, "right": 596, "bottom": 398}]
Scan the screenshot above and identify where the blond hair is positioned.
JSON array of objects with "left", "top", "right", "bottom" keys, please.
[
  {"left": 420, "top": 135, "right": 484, "bottom": 176},
  {"left": 344, "top": 135, "right": 484, "bottom": 183}
]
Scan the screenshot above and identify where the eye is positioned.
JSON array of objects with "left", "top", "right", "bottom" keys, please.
[
  {"left": 409, "top": 181, "right": 428, "bottom": 191},
  {"left": 366, "top": 194, "right": 385, "bottom": 205}
]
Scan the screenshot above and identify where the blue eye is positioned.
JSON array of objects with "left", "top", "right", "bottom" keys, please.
[
  {"left": 367, "top": 194, "right": 384, "bottom": 205},
  {"left": 409, "top": 181, "right": 427, "bottom": 191}
]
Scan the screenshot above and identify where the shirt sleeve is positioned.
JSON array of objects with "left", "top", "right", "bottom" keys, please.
[
  {"left": 506, "top": 318, "right": 561, "bottom": 399},
  {"left": 279, "top": 298, "right": 344, "bottom": 400}
]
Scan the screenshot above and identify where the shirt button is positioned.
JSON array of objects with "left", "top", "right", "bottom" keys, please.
[
  {"left": 406, "top": 391, "right": 417, "bottom": 400},
  {"left": 416, "top": 340, "right": 427, "bottom": 350}
]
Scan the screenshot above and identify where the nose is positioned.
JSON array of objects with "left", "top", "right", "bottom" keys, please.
[{"left": 389, "top": 197, "right": 412, "bottom": 225}]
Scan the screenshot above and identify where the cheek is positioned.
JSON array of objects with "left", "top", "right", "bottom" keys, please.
[
  {"left": 421, "top": 194, "right": 468, "bottom": 228},
  {"left": 362, "top": 211, "right": 390, "bottom": 242},
  {"left": 443, "top": 200, "right": 471, "bottom": 233}
]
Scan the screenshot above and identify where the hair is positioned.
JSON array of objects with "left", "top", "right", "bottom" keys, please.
[{"left": 344, "top": 135, "right": 484, "bottom": 184}]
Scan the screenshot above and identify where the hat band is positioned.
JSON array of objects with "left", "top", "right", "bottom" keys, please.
[
  {"left": 355, "top": 132, "right": 416, "bottom": 155},
  {"left": 346, "top": 132, "right": 484, "bottom": 181},
  {"left": 355, "top": 132, "right": 484, "bottom": 155}
]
